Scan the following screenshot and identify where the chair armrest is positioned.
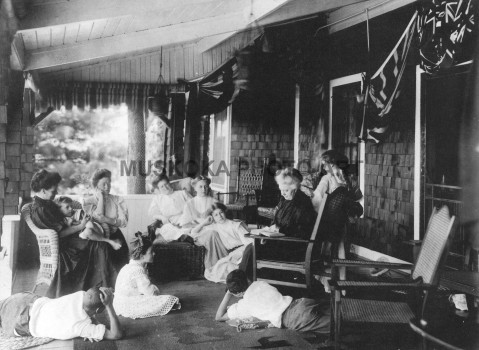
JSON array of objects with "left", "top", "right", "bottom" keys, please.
[
  {"left": 246, "top": 234, "right": 310, "bottom": 244},
  {"left": 330, "top": 279, "right": 435, "bottom": 291},
  {"left": 331, "top": 258, "right": 413, "bottom": 270}
]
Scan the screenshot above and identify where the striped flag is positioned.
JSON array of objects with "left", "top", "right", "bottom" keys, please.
[{"left": 359, "top": 12, "right": 418, "bottom": 143}]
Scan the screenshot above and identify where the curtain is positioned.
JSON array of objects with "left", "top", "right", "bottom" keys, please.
[{"left": 44, "top": 82, "right": 162, "bottom": 113}]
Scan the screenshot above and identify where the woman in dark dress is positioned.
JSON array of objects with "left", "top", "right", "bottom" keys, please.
[
  {"left": 83, "top": 169, "right": 129, "bottom": 269},
  {"left": 240, "top": 168, "right": 317, "bottom": 278},
  {"left": 30, "top": 169, "right": 117, "bottom": 298},
  {"left": 258, "top": 167, "right": 317, "bottom": 260}
]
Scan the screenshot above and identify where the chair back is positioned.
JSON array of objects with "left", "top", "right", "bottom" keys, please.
[
  {"left": 412, "top": 206, "right": 456, "bottom": 285},
  {"left": 236, "top": 157, "right": 267, "bottom": 198},
  {"left": 21, "top": 203, "right": 59, "bottom": 289}
]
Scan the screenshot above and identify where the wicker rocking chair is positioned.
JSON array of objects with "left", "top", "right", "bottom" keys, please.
[
  {"left": 328, "top": 206, "right": 456, "bottom": 350},
  {"left": 21, "top": 200, "right": 82, "bottom": 293}
]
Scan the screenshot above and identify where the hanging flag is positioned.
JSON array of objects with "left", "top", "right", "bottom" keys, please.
[
  {"left": 417, "top": 0, "right": 474, "bottom": 74},
  {"left": 359, "top": 12, "right": 418, "bottom": 143}
]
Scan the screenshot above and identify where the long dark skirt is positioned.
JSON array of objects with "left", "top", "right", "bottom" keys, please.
[
  {"left": 110, "top": 229, "right": 129, "bottom": 269},
  {"left": 47, "top": 233, "right": 118, "bottom": 298}
]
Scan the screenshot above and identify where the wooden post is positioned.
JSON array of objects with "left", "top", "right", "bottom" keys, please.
[{"left": 127, "top": 109, "right": 146, "bottom": 194}]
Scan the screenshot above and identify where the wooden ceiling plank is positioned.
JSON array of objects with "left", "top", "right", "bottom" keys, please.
[
  {"left": 10, "top": 34, "right": 25, "bottom": 70},
  {"left": 327, "top": 0, "right": 416, "bottom": 33},
  {"left": 77, "top": 22, "right": 94, "bottom": 42},
  {"left": 20, "top": 0, "right": 220, "bottom": 30},
  {"left": 35, "top": 27, "right": 53, "bottom": 49},
  {"left": 89, "top": 20, "right": 106, "bottom": 40},
  {"left": 50, "top": 26, "right": 66, "bottom": 47},
  {"left": 21, "top": 31, "right": 37, "bottom": 51}
]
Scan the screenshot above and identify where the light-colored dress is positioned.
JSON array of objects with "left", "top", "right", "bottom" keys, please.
[
  {"left": 178, "top": 196, "right": 217, "bottom": 227},
  {"left": 83, "top": 193, "right": 129, "bottom": 232},
  {"left": 311, "top": 173, "right": 342, "bottom": 212},
  {"left": 148, "top": 190, "right": 192, "bottom": 241},
  {"left": 202, "top": 219, "right": 253, "bottom": 283},
  {"left": 113, "top": 260, "right": 180, "bottom": 319}
]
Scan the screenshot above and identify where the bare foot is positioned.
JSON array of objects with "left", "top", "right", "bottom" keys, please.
[{"left": 110, "top": 239, "right": 122, "bottom": 250}]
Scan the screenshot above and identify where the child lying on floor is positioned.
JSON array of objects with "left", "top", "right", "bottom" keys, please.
[
  {"left": 55, "top": 196, "right": 122, "bottom": 250},
  {"left": 215, "top": 269, "right": 330, "bottom": 333}
]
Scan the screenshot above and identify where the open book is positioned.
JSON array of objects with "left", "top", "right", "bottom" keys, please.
[{"left": 250, "top": 228, "right": 285, "bottom": 238}]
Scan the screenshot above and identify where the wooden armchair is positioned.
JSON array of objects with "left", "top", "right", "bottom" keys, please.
[
  {"left": 250, "top": 194, "right": 327, "bottom": 293},
  {"left": 21, "top": 200, "right": 82, "bottom": 293},
  {"left": 329, "top": 206, "right": 457, "bottom": 350},
  {"left": 216, "top": 157, "right": 267, "bottom": 222}
]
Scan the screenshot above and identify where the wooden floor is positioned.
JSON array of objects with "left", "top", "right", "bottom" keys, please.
[{"left": 9, "top": 265, "right": 479, "bottom": 350}]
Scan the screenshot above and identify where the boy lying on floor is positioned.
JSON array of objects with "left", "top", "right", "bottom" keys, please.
[
  {"left": 215, "top": 269, "right": 330, "bottom": 333},
  {"left": 0, "top": 287, "right": 123, "bottom": 342}
]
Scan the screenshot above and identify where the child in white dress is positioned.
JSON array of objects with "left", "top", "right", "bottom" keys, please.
[{"left": 113, "top": 233, "right": 181, "bottom": 319}]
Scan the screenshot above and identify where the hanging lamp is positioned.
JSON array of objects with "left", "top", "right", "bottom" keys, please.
[{"left": 148, "top": 47, "right": 171, "bottom": 128}]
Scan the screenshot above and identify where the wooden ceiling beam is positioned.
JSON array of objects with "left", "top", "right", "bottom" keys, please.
[
  {"left": 24, "top": 13, "right": 247, "bottom": 71},
  {"left": 327, "top": 0, "right": 416, "bottom": 34}
]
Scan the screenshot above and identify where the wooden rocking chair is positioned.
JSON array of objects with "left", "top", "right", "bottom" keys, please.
[
  {"left": 250, "top": 194, "right": 327, "bottom": 294},
  {"left": 328, "top": 206, "right": 457, "bottom": 350}
]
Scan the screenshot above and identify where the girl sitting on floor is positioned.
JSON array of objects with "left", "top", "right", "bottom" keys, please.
[
  {"left": 113, "top": 233, "right": 181, "bottom": 319},
  {"left": 191, "top": 203, "right": 253, "bottom": 283}
]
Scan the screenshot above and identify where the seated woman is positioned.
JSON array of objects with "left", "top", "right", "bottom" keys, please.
[
  {"left": 178, "top": 176, "right": 226, "bottom": 269},
  {"left": 113, "top": 233, "right": 180, "bottom": 319},
  {"left": 29, "top": 169, "right": 117, "bottom": 298},
  {"left": 240, "top": 168, "right": 316, "bottom": 279},
  {"left": 147, "top": 173, "right": 192, "bottom": 243},
  {"left": 83, "top": 169, "right": 129, "bottom": 269},
  {"left": 178, "top": 175, "right": 218, "bottom": 227},
  {"left": 191, "top": 203, "right": 253, "bottom": 283}
]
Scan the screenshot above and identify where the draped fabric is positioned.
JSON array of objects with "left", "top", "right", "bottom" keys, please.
[
  {"left": 185, "top": 58, "right": 237, "bottom": 118},
  {"left": 358, "top": 12, "right": 417, "bottom": 143},
  {"left": 44, "top": 82, "right": 162, "bottom": 112}
]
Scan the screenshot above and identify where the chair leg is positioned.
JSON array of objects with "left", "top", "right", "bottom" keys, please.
[{"left": 334, "top": 289, "right": 342, "bottom": 350}]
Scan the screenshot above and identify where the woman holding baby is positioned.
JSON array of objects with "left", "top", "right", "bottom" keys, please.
[{"left": 29, "top": 169, "right": 121, "bottom": 298}]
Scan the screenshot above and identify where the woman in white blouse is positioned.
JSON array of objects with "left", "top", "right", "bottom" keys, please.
[
  {"left": 148, "top": 174, "right": 192, "bottom": 242},
  {"left": 178, "top": 175, "right": 218, "bottom": 226},
  {"left": 83, "top": 168, "right": 129, "bottom": 269},
  {"left": 113, "top": 233, "right": 180, "bottom": 319}
]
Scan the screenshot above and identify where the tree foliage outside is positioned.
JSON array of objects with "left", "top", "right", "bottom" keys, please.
[
  {"left": 34, "top": 105, "right": 129, "bottom": 195},
  {"left": 34, "top": 105, "right": 166, "bottom": 195}
]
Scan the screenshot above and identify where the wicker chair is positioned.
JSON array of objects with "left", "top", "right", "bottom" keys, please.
[
  {"left": 329, "top": 206, "right": 457, "bottom": 350},
  {"left": 216, "top": 157, "right": 267, "bottom": 223},
  {"left": 21, "top": 200, "right": 82, "bottom": 293},
  {"left": 251, "top": 194, "right": 328, "bottom": 294}
]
